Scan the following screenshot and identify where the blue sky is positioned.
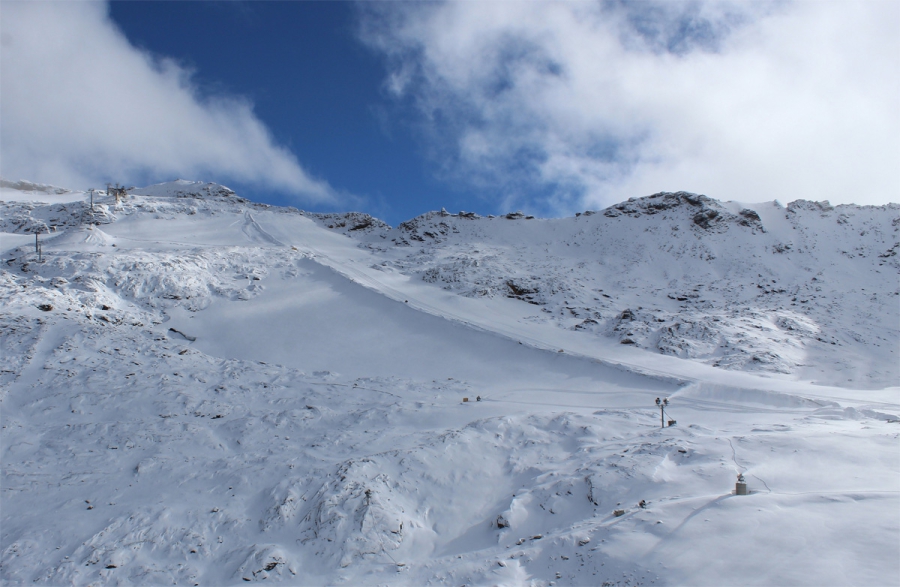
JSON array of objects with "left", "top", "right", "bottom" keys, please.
[
  {"left": 108, "top": 1, "right": 464, "bottom": 224},
  {"left": 1, "top": 1, "right": 897, "bottom": 225}
]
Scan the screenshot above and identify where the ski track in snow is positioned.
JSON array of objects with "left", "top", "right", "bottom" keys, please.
[{"left": 1, "top": 181, "right": 898, "bottom": 586}]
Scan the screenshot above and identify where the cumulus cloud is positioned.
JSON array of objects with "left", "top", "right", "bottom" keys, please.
[
  {"left": 360, "top": 1, "right": 900, "bottom": 213},
  {"left": 0, "top": 1, "right": 337, "bottom": 203}
]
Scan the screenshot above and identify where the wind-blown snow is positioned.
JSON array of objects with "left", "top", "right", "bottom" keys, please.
[{"left": 1, "top": 181, "right": 897, "bottom": 586}]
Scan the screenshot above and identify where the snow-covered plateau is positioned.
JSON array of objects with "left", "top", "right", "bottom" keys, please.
[{"left": 1, "top": 179, "right": 898, "bottom": 586}]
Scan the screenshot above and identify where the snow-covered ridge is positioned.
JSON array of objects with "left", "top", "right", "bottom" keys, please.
[
  {"left": 0, "top": 178, "right": 72, "bottom": 195},
  {"left": 309, "top": 191, "right": 899, "bottom": 387},
  {"left": 128, "top": 179, "right": 238, "bottom": 199},
  {"left": 2, "top": 183, "right": 897, "bottom": 386}
]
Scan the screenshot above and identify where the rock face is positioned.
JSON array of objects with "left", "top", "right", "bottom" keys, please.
[
  {"left": 307, "top": 212, "right": 391, "bottom": 236},
  {"left": 603, "top": 191, "right": 766, "bottom": 234},
  {"left": 603, "top": 191, "right": 710, "bottom": 216}
]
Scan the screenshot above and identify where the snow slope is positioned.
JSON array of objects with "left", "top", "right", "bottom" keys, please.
[
  {"left": 311, "top": 193, "right": 899, "bottom": 388},
  {"left": 1, "top": 181, "right": 898, "bottom": 586}
]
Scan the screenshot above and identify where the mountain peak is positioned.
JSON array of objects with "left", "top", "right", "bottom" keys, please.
[{"left": 129, "top": 180, "right": 236, "bottom": 199}]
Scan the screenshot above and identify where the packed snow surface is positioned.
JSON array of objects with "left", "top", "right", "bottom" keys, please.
[{"left": 1, "top": 181, "right": 898, "bottom": 586}]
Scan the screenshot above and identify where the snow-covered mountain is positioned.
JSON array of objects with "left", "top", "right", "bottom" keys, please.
[
  {"left": 1, "top": 180, "right": 898, "bottom": 586},
  {"left": 311, "top": 191, "right": 898, "bottom": 388}
]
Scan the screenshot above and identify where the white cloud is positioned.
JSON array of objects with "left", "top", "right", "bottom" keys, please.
[
  {"left": 0, "top": 1, "right": 337, "bottom": 203},
  {"left": 360, "top": 1, "right": 900, "bottom": 213}
]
